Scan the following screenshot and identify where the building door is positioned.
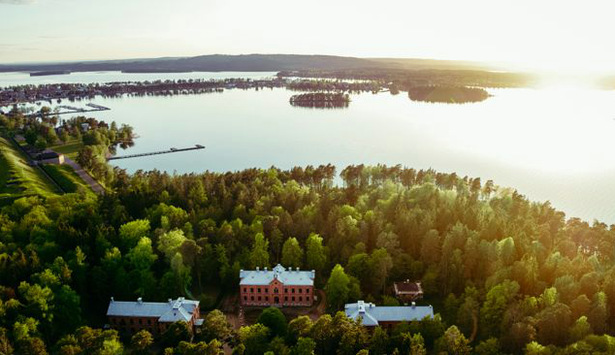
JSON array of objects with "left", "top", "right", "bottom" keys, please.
[{"left": 274, "top": 296, "right": 280, "bottom": 305}]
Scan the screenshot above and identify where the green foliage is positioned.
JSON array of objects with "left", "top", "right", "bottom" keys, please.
[
  {"left": 201, "top": 309, "right": 232, "bottom": 343},
  {"left": 162, "top": 321, "right": 192, "bottom": 349},
  {"left": 282, "top": 237, "right": 303, "bottom": 268},
  {"left": 238, "top": 324, "right": 270, "bottom": 355},
  {"left": 119, "top": 219, "right": 151, "bottom": 251},
  {"left": 257, "top": 307, "right": 287, "bottom": 337},
  {"left": 437, "top": 325, "right": 472, "bottom": 355},
  {"left": 131, "top": 329, "right": 153, "bottom": 354},
  {"left": 250, "top": 233, "right": 270, "bottom": 268},
  {"left": 325, "top": 264, "right": 351, "bottom": 312},
  {"left": 2, "top": 162, "right": 615, "bottom": 354}
]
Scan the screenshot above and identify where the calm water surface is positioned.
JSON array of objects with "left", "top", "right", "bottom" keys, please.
[
  {"left": 2, "top": 72, "right": 615, "bottom": 223},
  {"left": 0, "top": 71, "right": 276, "bottom": 87}
]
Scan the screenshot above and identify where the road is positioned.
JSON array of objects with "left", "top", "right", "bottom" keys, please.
[{"left": 63, "top": 156, "right": 105, "bottom": 194}]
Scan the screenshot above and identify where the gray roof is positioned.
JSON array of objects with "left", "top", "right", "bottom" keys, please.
[
  {"left": 345, "top": 300, "right": 434, "bottom": 326},
  {"left": 239, "top": 264, "right": 315, "bottom": 286},
  {"left": 107, "top": 297, "right": 200, "bottom": 323}
]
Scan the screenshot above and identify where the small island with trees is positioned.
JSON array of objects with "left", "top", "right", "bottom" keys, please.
[
  {"left": 289, "top": 92, "right": 351, "bottom": 108},
  {"left": 408, "top": 86, "right": 490, "bottom": 104}
]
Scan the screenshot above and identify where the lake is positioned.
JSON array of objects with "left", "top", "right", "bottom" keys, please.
[{"left": 2, "top": 71, "right": 615, "bottom": 224}]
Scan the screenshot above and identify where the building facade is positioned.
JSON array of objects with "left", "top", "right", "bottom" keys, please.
[
  {"left": 106, "top": 297, "right": 203, "bottom": 336},
  {"left": 240, "top": 264, "right": 315, "bottom": 307},
  {"left": 345, "top": 300, "right": 434, "bottom": 329}
]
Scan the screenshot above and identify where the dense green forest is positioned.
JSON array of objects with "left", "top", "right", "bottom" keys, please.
[{"left": 3, "top": 110, "right": 615, "bottom": 353}]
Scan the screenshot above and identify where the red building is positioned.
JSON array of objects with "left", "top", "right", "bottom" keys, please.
[
  {"left": 106, "top": 297, "right": 203, "bottom": 336},
  {"left": 240, "top": 264, "right": 315, "bottom": 307}
]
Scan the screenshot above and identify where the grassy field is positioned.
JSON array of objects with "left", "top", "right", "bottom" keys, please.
[
  {"left": 40, "top": 164, "right": 93, "bottom": 194},
  {"left": 0, "top": 136, "right": 62, "bottom": 198},
  {"left": 49, "top": 138, "right": 83, "bottom": 160}
]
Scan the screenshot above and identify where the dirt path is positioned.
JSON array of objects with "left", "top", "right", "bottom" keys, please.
[
  {"left": 63, "top": 156, "right": 105, "bottom": 194},
  {"left": 308, "top": 289, "right": 327, "bottom": 321}
]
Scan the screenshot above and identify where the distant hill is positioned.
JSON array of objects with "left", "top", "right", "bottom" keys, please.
[{"left": 0, "top": 54, "right": 496, "bottom": 74}]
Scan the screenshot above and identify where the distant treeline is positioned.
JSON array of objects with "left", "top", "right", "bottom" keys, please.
[
  {"left": 408, "top": 86, "right": 490, "bottom": 104},
  {"left": 0, "top": 78, "right": 283, "bottom": 106},
  {"left": 289, "top": 92, "right": 350, "bottom": 108},
  {"left": 286, "top": 79, "right": 381, "bottom": 93},
  {"left": 280, "top": 68, "right": 536, "bottom": 89}
]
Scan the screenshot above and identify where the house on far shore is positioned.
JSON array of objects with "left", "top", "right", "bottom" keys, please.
[
  {"left": 393, "top": 280, "right": 424, "bottom": 303},
  {"left": 240, "top": 264, "right": 315, "bottom": 307},
  {"left": 106, "top": 297, "right": 203, "bottom": 336},
  {"left": 36, "top": 150, "right": 65, "bottom": 165},
  {"left": 345, "top": 300, "right": 434, "bottom": 329}
]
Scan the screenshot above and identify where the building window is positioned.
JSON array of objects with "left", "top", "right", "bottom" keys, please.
[
  {"left": 139, "top": 319, "right": 142, "bottom": 325},
  {"left": 148, "top": 319, "right": 151, "bottom": 325},
  {"left": 251, "top": 296, "right": 254, "bottom": 301},
  {"left": 292, "top": 289, "right": 295, "bottom": 293},
  {"left": 285, "top": 297, "right": 288, "bottom": 301},
  {"left": 274, "top": 288, "right": 279, "bottom": 294},
  {"left": 244, "top": 296, "right": 247, "bottom": 301},
  {"left": 251, "top": 288, "right": 254, "bottom": 293},
  {"left": 130, "top": 319, "right": 134, "bottom": 325},
  {"left": 307, "top": 296, "right": 310, "bottom": 301},
  {"left": 299, "top": 288, "right": 302, "bottom": 293},
  {"left": 266, "top": 296, "right": 269, "bottom": 301},
  {"left": 258, "top": 296, "right": 261, "bottom": 301},
  {"left": 258, "top": 288, "right": 261, "bottom": 293},
  {"left": 292, "top": 296, "right": 295, "bottom": 302},
  {"left": 244, "top": 287, "right": 247, "bottom": 292},
  {"left": 265, "top": 288, "right": 268, "bottom": 293},
  {"left": 299, "top": 296, "right": 302, "bottom": 302},
  {"left": 307, "top": 288, "right": 310, "bottom": 294}
]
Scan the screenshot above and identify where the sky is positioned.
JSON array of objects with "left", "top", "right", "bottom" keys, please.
[{"left": 1, "top": 0, "right": 615, "bottom": 74}]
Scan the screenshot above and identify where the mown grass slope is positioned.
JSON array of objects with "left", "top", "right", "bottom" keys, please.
[{"left": 0, "top": 136, "right": 61, "bottom": 198}]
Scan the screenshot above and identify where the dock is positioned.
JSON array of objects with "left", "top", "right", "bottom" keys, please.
[
  {"left": 26, "top": 103, "right": 111, "bottom": 117},
  {"left": 107, "top": 144, "right": 205, "bottom": 161}
]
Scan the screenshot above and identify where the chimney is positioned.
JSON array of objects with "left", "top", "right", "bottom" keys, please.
[
  {"left": 256, "top": 267, "right": 260, "bottom": 271},
  {"left": 110, "top": 297, "right": 114, "bottom": 303},
  {"left": 137, "top": 297, "right": 142, "bottom": 304},
  {"left": 168, "top": 298, "right": 173, "bottom": 304},
  {"left": 264, "top": 267, "right": 268, "bottom": 271},
  {"left": 411, "top": 302, "right": 416, "bottom": 308},
  {"left": 358, "top": 300, "right": 366, "bottom": 313}
]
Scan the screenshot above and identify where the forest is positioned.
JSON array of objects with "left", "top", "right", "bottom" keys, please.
[
  {"left": 3, "top": 108, "right": 615, "bottom": 354},
  {"left": 407, "top": 86, "right": 489, "bottom": 104},
  {"left": 289, "top": 93, "right": 351, "bottom": 109}
]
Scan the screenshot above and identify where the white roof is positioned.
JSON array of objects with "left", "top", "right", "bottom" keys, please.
[
  {"left": 239, "top": 264, "right": 315, "bottom": 286},
  {"left": 345, "top": 300, "right": 434, "bottom": 326},
  {"left": 107, "top": 297, "right": 200, "bottom": 323}
]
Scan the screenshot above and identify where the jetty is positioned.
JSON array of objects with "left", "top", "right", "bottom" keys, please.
[
  {"left": 108, "top": 144, "right": 205, "bottom": 161},
  {"left": 26, "top": 104, "right": 111, "bottom": 118}
]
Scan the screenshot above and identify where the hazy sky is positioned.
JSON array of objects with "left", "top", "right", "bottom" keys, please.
[{"left": 1, "top": 0, "right": 615, "bottom": 73}]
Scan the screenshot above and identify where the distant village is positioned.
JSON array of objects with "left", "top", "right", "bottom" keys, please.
[{"left": 0, "top": 75, "right": 384, "bottom": 109}]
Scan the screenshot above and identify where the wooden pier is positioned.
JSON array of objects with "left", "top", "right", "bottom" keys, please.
[
  {"left": 26, "top": 103, "right": 111, "bottom": 117},
  {"left": 107, "top": 144, "right": 205, "bottom": 161}
]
